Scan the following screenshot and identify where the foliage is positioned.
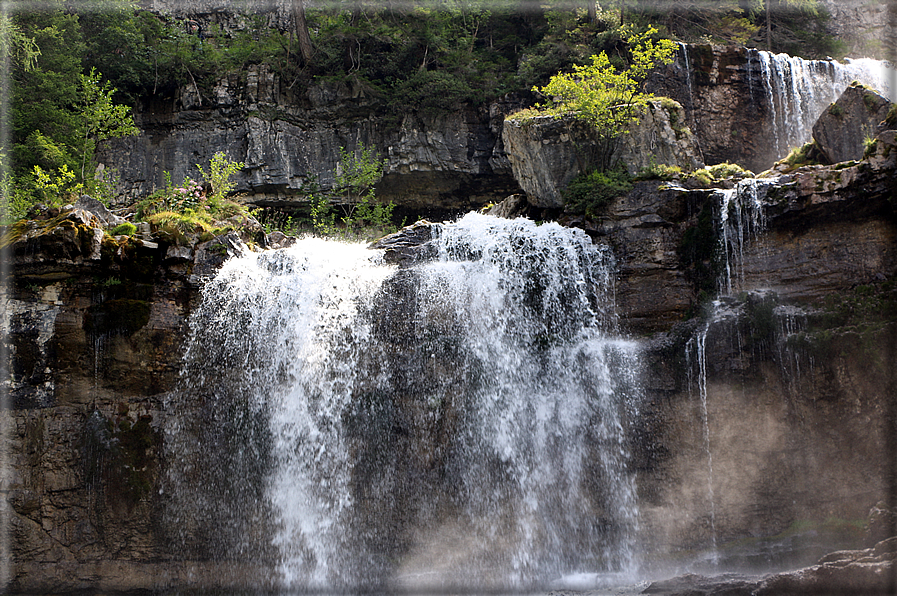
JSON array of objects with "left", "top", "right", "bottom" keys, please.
[
  {"left": 0, "top": 14, "right": 40, "bottom": 71},
  {"left": 29, "top": 164, "right": 84, "bottom": 205},
  {"left": 678, "top": 199, "right": 719, "bottom": 298},
  {"left": 332, "top": 144, "right": 396, "bottom": 239},
  {"left": 528, "top": 26, "right": 677, "bottom": 171},
  {"left": 145, "top": 209, "right": 219, "bottom": 244},
  {"left": 110, "top": 222, "right": 137, "bottom": 236},
  {"left": 11, "top": 6, "right": 86, "bottom": 177},
  {"left": 196, "top": 151, "right": 246, "bottom": 205},
  {"left": 563, "top": 166, "right": 633, "bottom": 218},
  {"left": 135, "top": 153, "right": 248, "bottom": 241},
  {"left": 886, "top": 104, "right": 897, "bottom": 129},
  {"left": 79, "top": 68, "right": 140, "bottom": 179},
  {"left": 635, "top": 161, "right": 682, "bottom": 180},
  {"left": 255, "top": 207, "right": 305, "bottom": 236},
  {"left": 689, "top": 161, "right": 752, "bottom": 185},
  {"left": 862, "top": 136, "right": 878, "bottom": 159},
  {"left": 775, "top": 142, "right": 823, "bottom": 171}
]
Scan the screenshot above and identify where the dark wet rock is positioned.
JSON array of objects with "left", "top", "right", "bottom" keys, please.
[
  {"left": 812, "top": 83, "right": 893, "bottom": 164},
  {"left": 369, "top": 220, "right": 438, "bottom": 266},
  {"left": 642, "top": 573, "right": 757, "bottom": 595},
  {"left": 190, "top": 231, "right": 248, "bottom": 284},
  {"left": 487, "top": 193, "right": 529, "bottom": 219},
  {"left": 262, "top": 230, "right": 297, "bottom": 250}
]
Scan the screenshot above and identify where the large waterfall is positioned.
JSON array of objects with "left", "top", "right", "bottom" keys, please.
[{"left": 165, "top": 213, "right": 643, "bottom": 592}]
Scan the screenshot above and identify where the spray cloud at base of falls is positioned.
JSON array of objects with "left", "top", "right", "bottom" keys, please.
[{"left": 165, "top": 213, "right": 644, "bottom": 592}]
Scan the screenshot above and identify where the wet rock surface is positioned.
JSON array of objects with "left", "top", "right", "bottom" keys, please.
[{"left": 812, "top": 83, "right": 893, "bottom": 164}]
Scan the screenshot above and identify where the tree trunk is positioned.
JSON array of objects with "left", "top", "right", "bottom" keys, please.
[
  {"left": 292, "top": 0, "right": 314, "bottom": 65},
  {"left": 766, "top": 0, "right": 772, "bottom": 51},
  {"left": 588, "top": 1, "right": 598, "bottom": 23}
]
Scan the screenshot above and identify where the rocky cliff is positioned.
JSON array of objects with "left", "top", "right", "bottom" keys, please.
[
  {"left": 101, "top": 43, "right": 884, "bottom": 214},
  {"left": 7, "top": 42, "right": 897, "bottom": 594}
]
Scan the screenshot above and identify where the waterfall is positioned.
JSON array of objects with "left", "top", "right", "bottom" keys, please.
[
  {"left": 679, "top": 43, "right": 696, "bottom": 128},
  {"left": 751, "top": 50, "right": 894, "bottom": 159},
  {"left": 716, "top": 178, "right": 770, "bottom": 295},
  {"left": 166, "top": 213, "right": 643, "bottom": 592}
]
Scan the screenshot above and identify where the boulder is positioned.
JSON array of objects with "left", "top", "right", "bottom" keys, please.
[
  {"left": 502, "top": 99, "right": 702, "bottom": 208},
  {"left": 73, "top": 195, "right": 127, "bottom": 229},
  {"left": 811, "top": 83, "right": 892, "bottom": 164}
]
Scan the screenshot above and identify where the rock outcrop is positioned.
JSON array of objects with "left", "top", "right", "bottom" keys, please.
[
  {"left": 812, "top": 83, "right": 893, "bottom": 164},
  {"left": 502, "top": 100, "right": 702, "bottom": 208}
]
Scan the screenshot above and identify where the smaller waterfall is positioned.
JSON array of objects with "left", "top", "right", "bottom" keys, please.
[
  {"left": 679, "top": 43, "right": 696, "bottom": 128},
  {"left": 686, "top": 322, "right": 719, "bottom": 565},
  {"left": 752, "top": 50, "right": 894, "bottom": 159},
  {"left": 716, "top": 178, "right": 770, "bottom": 295}
]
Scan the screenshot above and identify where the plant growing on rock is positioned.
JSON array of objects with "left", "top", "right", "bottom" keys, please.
[
  {"left": 527, "top": 26, "right": 678, "bottom": 172},
  {"left": 324, "top": 143, "right": 396, "bottom": 240},
  {"left": 135, "top": 153, "right": 249, "bottom": 243}
]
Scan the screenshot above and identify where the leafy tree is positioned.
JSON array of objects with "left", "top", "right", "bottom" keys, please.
[
  {"left": 305, "top": 143, "right": 395, "bottom": 239},
  {"left": 532, "top": 25, "right": 677, "bottom": 170},
  {"left": 196, "top": 151, "right": 245, "bottom": 205},
  {"left": 79, "top": 68, "right": 140, "bottom": 180},
  {"left": 11, "top": 6, "right": 85, "bottom": 176},
  {"left": 0, "top": 14, "right": 40, "bottom": 72}
]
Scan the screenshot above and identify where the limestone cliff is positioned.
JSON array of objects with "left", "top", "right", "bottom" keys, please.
[{"left": 6, "top": 67, "right": 897, "bottom": 595}]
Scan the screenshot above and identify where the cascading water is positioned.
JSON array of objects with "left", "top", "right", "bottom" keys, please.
[
  {"left": 750, "top": 50, "right": 894, "bottom": 159},
  {"left": 716, "top": 178, "right": 770, "bottom": 296},
  {"left": 166, "top": 213, "right": 643, "bottom": 592}
]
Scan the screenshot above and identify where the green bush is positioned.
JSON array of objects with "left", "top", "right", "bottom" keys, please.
[
  {"left": 110, "top": 222, "right": 137, "bottom": 236},
  {"left": 563, "top": 167, "right": 633, "bottom": 218},
  {"left": 636, "top": 162, "right": 682, "bottom": 180}
]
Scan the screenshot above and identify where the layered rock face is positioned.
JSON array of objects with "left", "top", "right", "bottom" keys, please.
[
  {"left": 100, "top": 67, "right": 522, "bottom": 215},
  {"left": 102, "top": 37, "right": 885, "bottom": 214},
  {"left": 1, "top": 207, "right": 265, "bottom": 592}
]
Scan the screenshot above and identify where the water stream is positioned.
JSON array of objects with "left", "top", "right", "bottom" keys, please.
[{"left": 167, "top": 213, "right": 644, "bottom": 592}]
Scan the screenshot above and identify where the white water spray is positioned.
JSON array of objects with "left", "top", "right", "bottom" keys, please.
[{"left": 168, "top": 213, "right": 644, "bottom": 592}]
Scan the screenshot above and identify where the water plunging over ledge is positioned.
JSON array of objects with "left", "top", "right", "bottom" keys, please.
[
  {"left": 165, "top": 213, "right": 644, "bottom": 593},
  {"left": 749, "top": 50, "right": 894, "bottom": 160}
]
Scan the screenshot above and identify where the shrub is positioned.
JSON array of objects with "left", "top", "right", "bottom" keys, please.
[
  {"left": 636, "top": 161, "right": 682, "bottom": 180},
  {"left": 706, "top": 161, "right": 751, "bottom": 179},
  {"left": 563, "top": 167, "right": 633, "bottom": 218}
]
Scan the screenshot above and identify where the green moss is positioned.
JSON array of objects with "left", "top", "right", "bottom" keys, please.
[
  {"left": 110, "top": 222, "right": 137, "bottom": 236},
  {"left": 678, "top": 199, "right": 718, "bottom": 297},
  {"left": 885, "top": 104, "right": 897, "bottom": 129},
  {"left": 0, "top": 220, "right": 30, "bottom": 249},
  {"left": 635, "top": 162, "right": 682, "bottom": 181},
  {"left": 83, "top": 409, "right": 159, "bottom": 505},
  {"left": 827, "top": 102, "right": 845, "bottom": 117}
]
